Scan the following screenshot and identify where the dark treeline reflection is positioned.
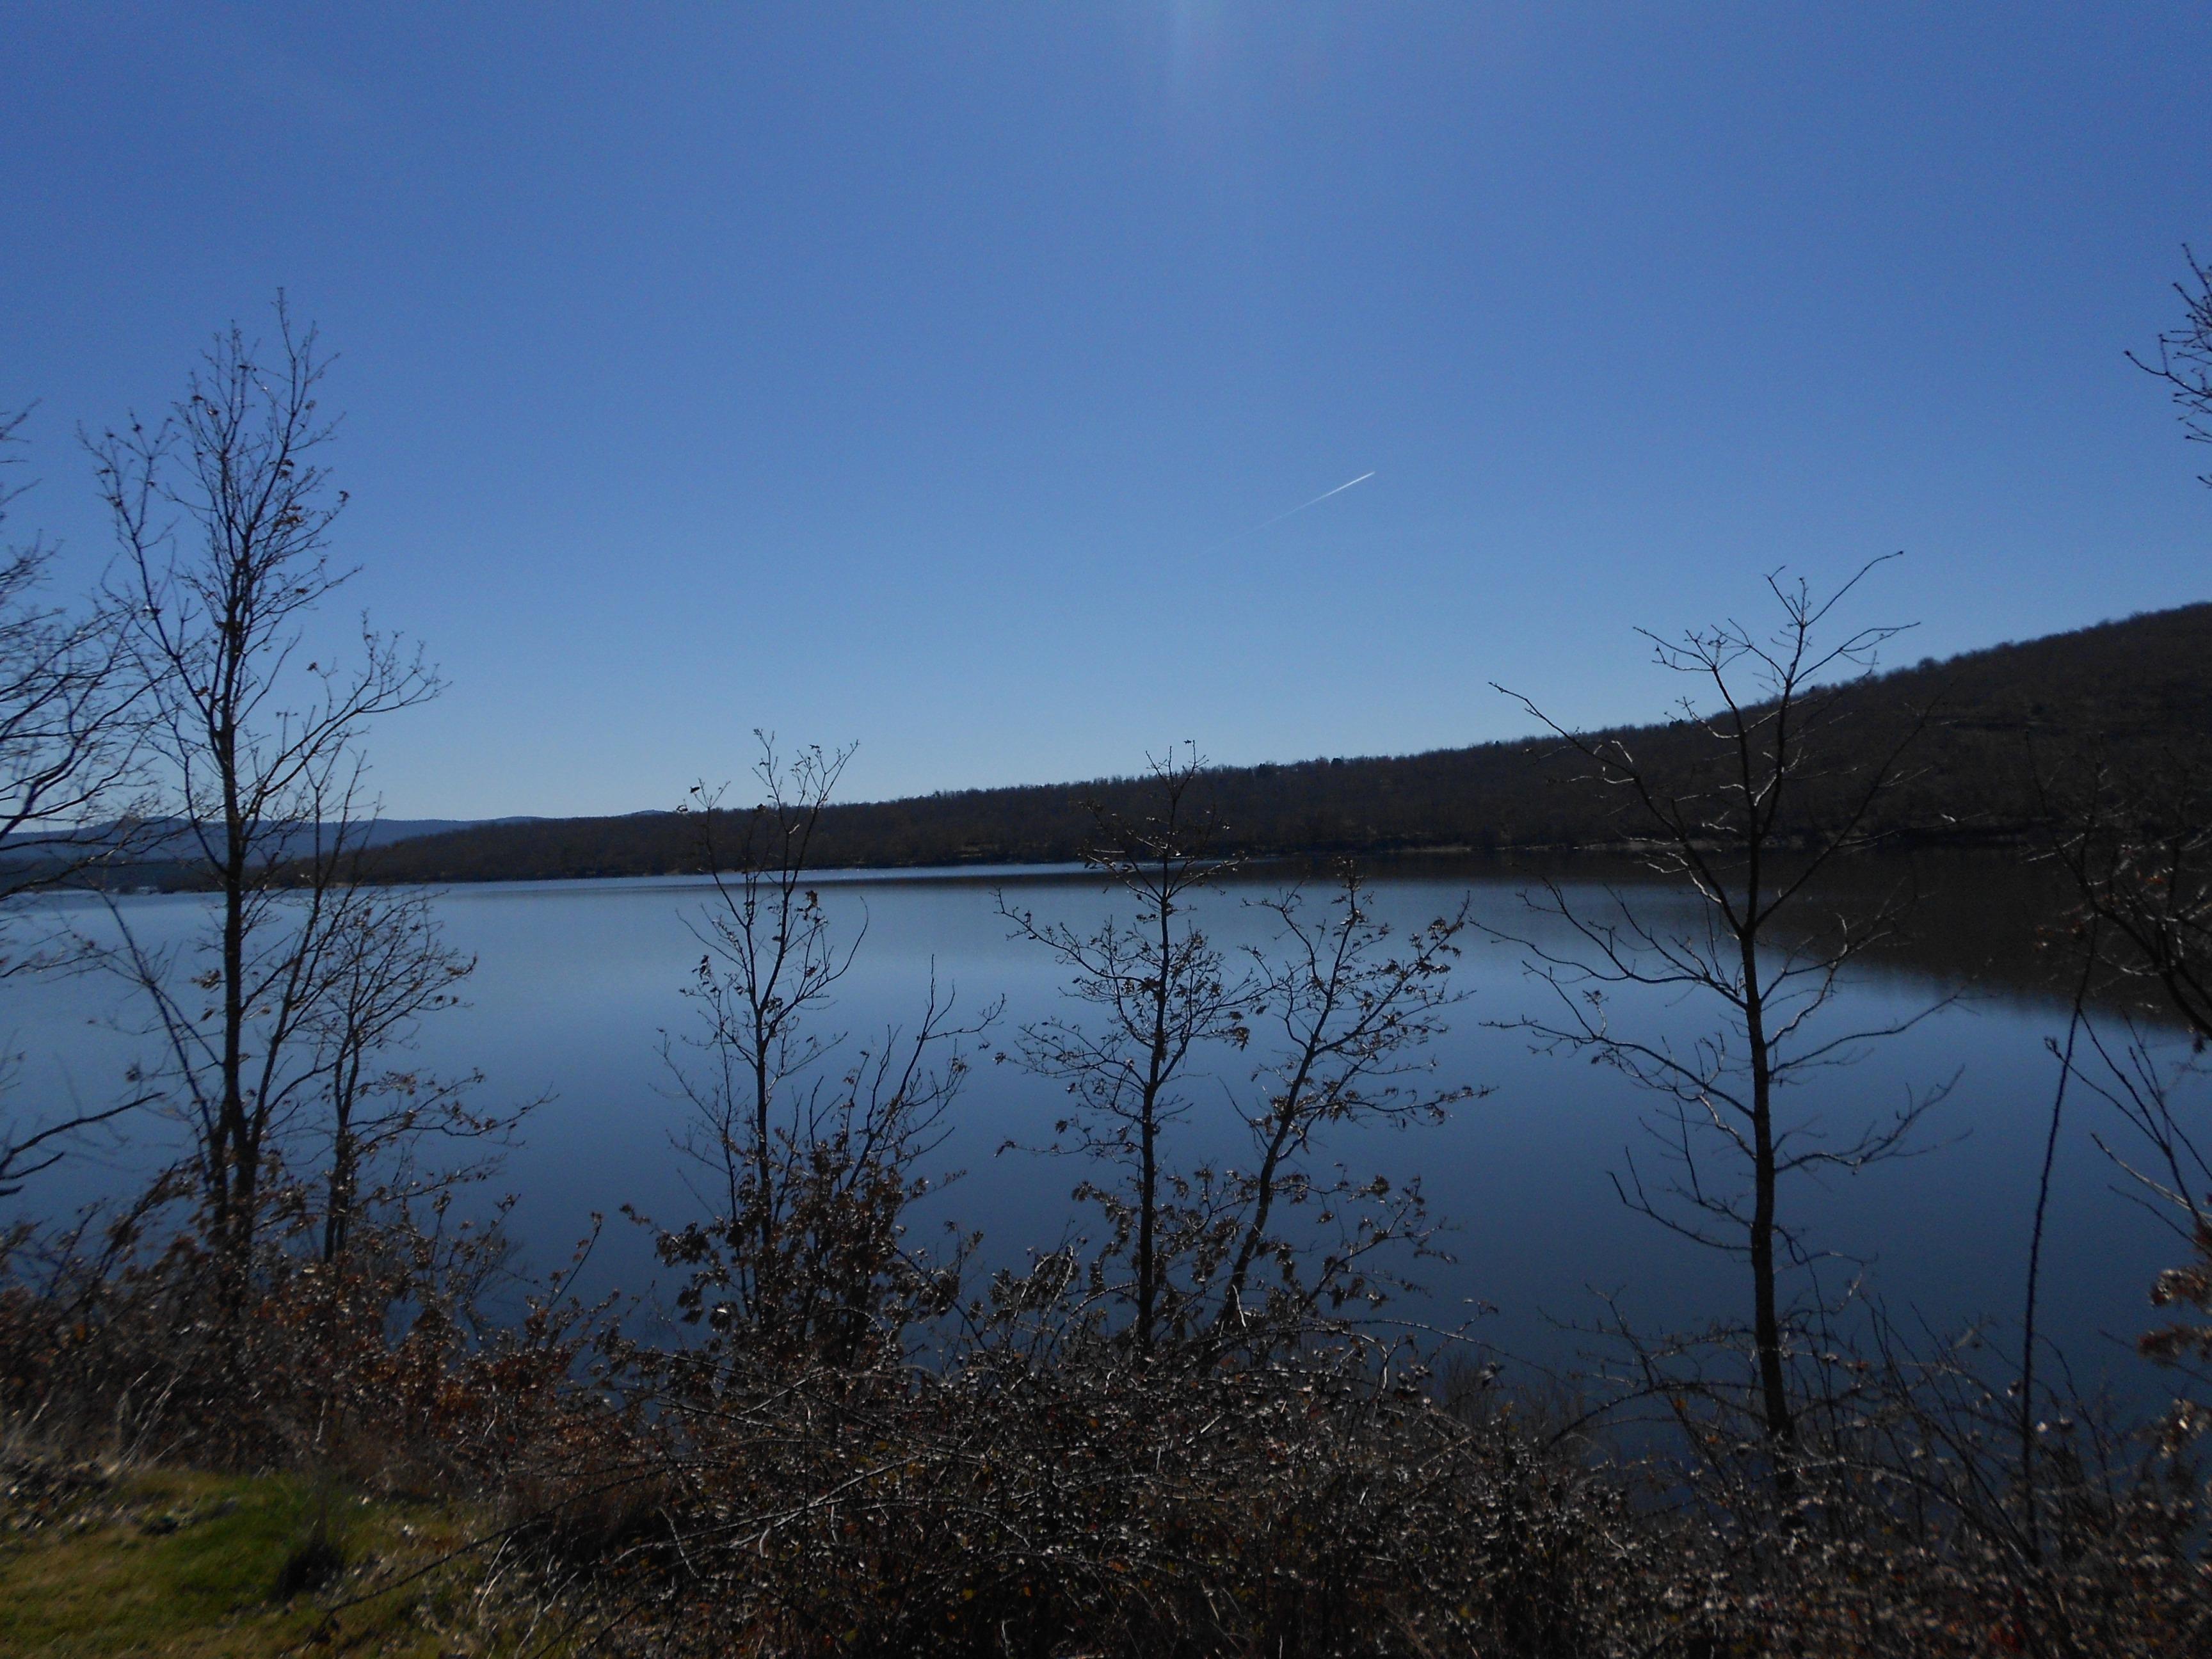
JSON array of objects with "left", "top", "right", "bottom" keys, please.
[{"left": 1417, "top": 848, "right": 2122, "bottom": 1018}]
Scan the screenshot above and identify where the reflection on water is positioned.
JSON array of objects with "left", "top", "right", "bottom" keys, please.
[{"left": 4, "top": 854, "right": 2195, "bottom": 1397}]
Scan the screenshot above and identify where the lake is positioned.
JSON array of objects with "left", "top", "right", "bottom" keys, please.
[{"left": 6, "top": 854, "right": 2197, "bottom": 1399}]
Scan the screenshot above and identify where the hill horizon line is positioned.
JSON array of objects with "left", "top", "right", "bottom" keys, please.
[
  {"left": 317, "top": 598, "right": 2212, "bottom": 886},
  {"left": 431, "top": 597, "right": 2212, "bottom": 824}
]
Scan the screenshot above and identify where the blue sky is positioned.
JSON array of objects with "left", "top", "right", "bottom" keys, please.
[{"left": 5, "top": 4, "right": 2209, "bottom": 817}]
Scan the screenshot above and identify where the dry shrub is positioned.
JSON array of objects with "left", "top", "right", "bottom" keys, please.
[
  {"left": 3, "top": 1166, "right": 2206, "bottom": 1655},
  {"left": 3, "top": 1183, "right": 2206, "bottom": 1655},
  {"left": 0, "top": 1179, "right": 603, "bottom": 1498},
  {"left": 514, "top": 1240, "right": 2211, "bottom": 1658},
  {"left": 589, "top": 1324, "right": 1656, "bottom": 1655}
]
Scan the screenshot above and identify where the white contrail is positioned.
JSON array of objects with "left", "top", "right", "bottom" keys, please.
[{"left": 1203, "top": 470, "right": 1375, "bottom": 554}]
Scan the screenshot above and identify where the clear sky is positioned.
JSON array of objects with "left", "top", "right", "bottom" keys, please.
[{"left": 5, "top": 4, "right": 2209, "bottom": 818}]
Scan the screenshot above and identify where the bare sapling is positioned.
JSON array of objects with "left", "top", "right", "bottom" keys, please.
[
  {"left": 1206, "top": 863, "right": 1475, "bottom": 1354},
  {"left": 661, "top": 733, "right": 995, "bottom": 1367},
  {"left": 998, "top": 746, "right": 1252, "bottom": 1353},
  {"left": 1492, "top": 561, "right": 1944, "bottom": 1474},
  {"left": 1005, "top": 748, "right": 1478, "bottom": 1358}
]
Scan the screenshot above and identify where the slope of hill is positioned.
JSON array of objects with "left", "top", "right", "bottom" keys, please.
[{"left": 339, "top": 602, "right": 2212, "bottom": 886}]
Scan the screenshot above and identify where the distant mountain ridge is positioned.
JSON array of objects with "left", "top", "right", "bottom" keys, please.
[
  {"left": 1, "top": 816, "right": 545, "bottom": 854},
  {"left": 339, "top": 602, "right": 2212, "bottom": 887},
  {"left": 0, "top": 820, "right": 550, "bottom": 892}
]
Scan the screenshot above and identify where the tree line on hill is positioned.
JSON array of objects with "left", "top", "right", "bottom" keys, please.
[{"left": 325, "top": 597, "right": 2212, "bottom": 887}]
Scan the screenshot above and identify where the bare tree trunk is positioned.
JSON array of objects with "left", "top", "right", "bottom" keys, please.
[
  {"left": 753, "top": 1030, "right": 776, "bottom": 1320},
  {"left": 1736, "top": 848, "right": 1794, "bottom": 1455},
  {"left": 90, "top": 300, "right": 444, "bottom": 1279},
  {"left": 1217, "top": 1062, "right": 1311, "bottom": 1331},
  {"left": 1744, "top": 979, "right": 1793, "bottom": 1455},
  {"left": 1135, "top": 847, "right": 1174, "bottom": 1353},
  {"left": 219, "top": 802, "right": 250, "bottom": 1258},
  {"left": 321, "top": 1042, "right": 361, "bottom": 1264}
]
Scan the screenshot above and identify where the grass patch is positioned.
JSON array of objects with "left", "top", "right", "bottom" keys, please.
[{"left": 0, "top": 1463, "right": 529, "bottom": 1656}]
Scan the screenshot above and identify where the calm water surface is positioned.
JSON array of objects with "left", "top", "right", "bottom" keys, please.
[{"left": 8, "top": 857, "right": 2195, "bottom": 1393}]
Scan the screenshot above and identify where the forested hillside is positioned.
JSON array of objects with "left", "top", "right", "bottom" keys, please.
[{"left": 344, "top": 602, "right": 2212, "bottom": 885}]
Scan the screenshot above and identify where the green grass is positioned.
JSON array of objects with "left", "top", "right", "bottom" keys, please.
[{"left": 0, "top": 1464, "right": 529, "bottom": 1656}]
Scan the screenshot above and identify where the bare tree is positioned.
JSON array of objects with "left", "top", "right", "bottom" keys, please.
[
  {"left": 1003, "top": 751, "right": 1475, "bottom": 1357},
  {"left": 669, "top": 739, "right": 860, "bottom": 1264},
  {"left": 307, "top": 881, "right": 492, "bottom": 1262},
  {"left": 1205, "top": 865, "right": 1473, "bottom": 1350},
  {"left": 1492, "top": 563, "right": 1944, "bottom": 1465},
  {"left": 2020, "top": 246, "right": 2212, "bottom": 1388},
  {"left": 85, "top": 301, "right": 449, "bottom": 1265},
  {"left": 2033, "top": 252, "right": 2212, "bottom": 1049},
  {"left": 661, "top": 733, "right": 995, "bottom": 1365},
  {"left": 998, "top": 747, "right": 1252, "bottom": 1353}
]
